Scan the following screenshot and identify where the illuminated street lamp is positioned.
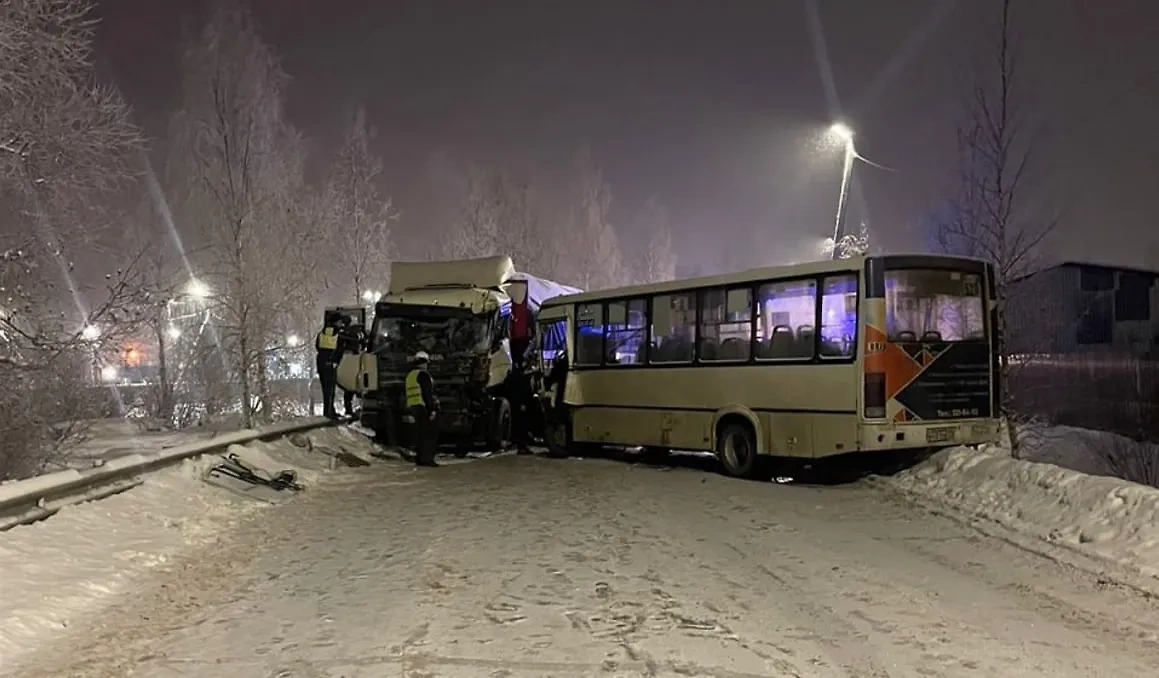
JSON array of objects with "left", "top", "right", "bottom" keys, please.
[
  {"left": 100, "top": 365, "right": 118, "bottom": 383},
  {"left": 286, "top": 334, "right": 301, "bottom": 348},
  {"left": 361, "top": 289, "right": 382, "bottom": 303},
  {"left": 185, "top": 278, "right": 210, "bottom": 300},
  {"left": 81, "top": 324, "right": 100, "bottom": 341},
  {"left": 166, "top": 325, "right": 181, "bottom": 340}
]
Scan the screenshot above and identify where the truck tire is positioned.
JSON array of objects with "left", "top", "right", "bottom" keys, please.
[{"left": 486, "top": 397, "right": 512, "bottom": 453}]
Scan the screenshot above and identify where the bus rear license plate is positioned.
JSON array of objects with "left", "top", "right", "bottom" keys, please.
[{"left": 926, "top": 427, "right": 955, "bottom": 444}]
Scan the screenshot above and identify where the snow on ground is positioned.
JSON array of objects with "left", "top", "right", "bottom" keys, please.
[
  {"left": 0, "top": 426, "right": 378, "bottom": 672},
  {"left": 14, "top": 452, "right": 1159, "bottom": 677},
  {"left": 46, "top": 419, "right": 219, "bottom": 473},
  {"left": 885, "top": 425, "right": 1159, "bottom": 583}
]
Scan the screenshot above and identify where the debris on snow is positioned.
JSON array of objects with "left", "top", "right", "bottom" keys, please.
[{"left": 887, "top": 433, "right": 1159, "bottom": 581}]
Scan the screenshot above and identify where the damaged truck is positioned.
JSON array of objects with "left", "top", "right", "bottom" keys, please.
[{"left": 337, "top": 255, "right": 580, "bottom": 454}]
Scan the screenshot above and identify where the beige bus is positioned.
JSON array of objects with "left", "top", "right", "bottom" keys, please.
[{"left": 535, "top": 254, "right": 1002, "bottom": 478}]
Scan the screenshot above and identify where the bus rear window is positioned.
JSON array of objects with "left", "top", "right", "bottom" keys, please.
[{"left": 885, "top": 269, "right": 985, "bottom": 342}]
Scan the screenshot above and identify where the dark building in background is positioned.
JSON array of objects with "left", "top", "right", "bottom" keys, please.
[{"left": 1008, "top": 261, "right": 1159, "bottom": 358}]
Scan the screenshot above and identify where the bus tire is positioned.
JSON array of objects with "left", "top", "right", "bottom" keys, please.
[
  {"left": 486, "top": 397, "right": 512, "bottom": 453},
  {"left": 545, "top": 416, "right": 571, "bottom": 458},
  {"left": 716, "top": 421, "right": 758, "bottom": 479}
]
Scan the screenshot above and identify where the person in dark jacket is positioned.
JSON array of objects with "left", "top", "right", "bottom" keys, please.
[
  {"left": 542, "top": 352, "right": 570, "bottom": 457},
  {"left": 315, "top": 312, "right": 342, "bottom": 419},
  {"left": 336, "top": 321, "right": 364, "bottom": 418},
  {"left": 404, "top": 351, "right": 440, "bottom": 467}
]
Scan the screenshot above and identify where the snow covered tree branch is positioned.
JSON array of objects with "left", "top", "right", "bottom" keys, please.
[
  {"left": 632, "top": 197, "right": 677, "bottom": 284},
  {"left": 561, "top": 147, "right": 625, "bottom": 290},
  {"left": 322, "top": 106, "right": 396, "bottom": 304}
]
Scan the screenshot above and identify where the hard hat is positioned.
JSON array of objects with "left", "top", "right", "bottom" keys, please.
[{"left": 413, "top": 350, "right": 430, "bottom": 362}]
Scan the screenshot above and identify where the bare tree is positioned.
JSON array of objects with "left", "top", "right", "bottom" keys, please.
[
  {"left": 632, "top": 197, "right": 677, "bottom": 284},
  {"left": 934, "top": 0, "right": 1056, "bottom": 455},
  {"left": 172, "top": 4, "right": 317, "bottom": 427},
  {"left": 442, "top": 163, "right": 502, "bottom": 260},
  {"left": 563, "top": 147, "right": 624, "bottom": 290},
  {"left": 323, "top": 106, "right": 396, "bottom": 303}
]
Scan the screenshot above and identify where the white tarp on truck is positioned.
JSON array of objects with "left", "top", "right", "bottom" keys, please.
[{"left": 506, "top": 272, "right": 582, "bottom": 312}]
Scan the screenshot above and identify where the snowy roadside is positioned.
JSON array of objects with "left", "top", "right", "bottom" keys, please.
[
  {"left": 880, "top": 427, "right": 1159, "bottom": 588},
  {"left": 0, "top": 426, "right": 379, "bottom": 671}
]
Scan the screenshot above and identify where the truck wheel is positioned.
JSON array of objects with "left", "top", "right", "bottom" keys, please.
[
  {"left": 486, "top": 397, "right": 512, "bottom": 453},
  {"left": 717, "top": 422, "right": 758, "bottom": 479}
]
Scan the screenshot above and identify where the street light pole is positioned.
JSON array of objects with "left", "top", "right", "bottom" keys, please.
[{"left": 828, "top": 122, "right": 856, "bottom": 261}]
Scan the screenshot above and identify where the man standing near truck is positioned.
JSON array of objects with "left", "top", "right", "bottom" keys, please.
[
  {"left": 315, "top": 311, "right": 342, "bottom": 419},
  {"left": 405, "top": 351, "right": 440, "bottom": 467}
]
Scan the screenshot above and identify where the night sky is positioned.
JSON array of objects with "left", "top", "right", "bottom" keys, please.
[{"left": 94, "top": 0, "right": 1159, "bottom": 271}]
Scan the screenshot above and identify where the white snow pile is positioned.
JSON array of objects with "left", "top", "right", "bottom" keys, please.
[
  {"left": 0, "top": 425, "right": 379, "bottom": 671},
  {"left": 886, "top": 428, "right": 1159, "bottom": 580}
]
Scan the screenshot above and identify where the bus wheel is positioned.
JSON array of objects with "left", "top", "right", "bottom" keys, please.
[
  {"left": 717, "top": 422, "right": 757, "bottom": 478},
  {"left": 545, "top": 417, "right": 571, "bottom": 458},
  {"left": 486, "top": 397, "right": 512, "bottom": 453}
]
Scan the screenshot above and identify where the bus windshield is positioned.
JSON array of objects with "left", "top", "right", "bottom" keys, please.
[{"left": 885, "top": 268, "right": 985, "bottom": 343}]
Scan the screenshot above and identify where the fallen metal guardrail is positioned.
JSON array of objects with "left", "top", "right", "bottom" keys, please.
[{"left": 0, "top": 417, "right": 336, "bottom": 532}]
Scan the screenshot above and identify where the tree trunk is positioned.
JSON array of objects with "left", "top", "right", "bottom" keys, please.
[{"left": 154, "top": 320, "right": 173, "bottom": 425}]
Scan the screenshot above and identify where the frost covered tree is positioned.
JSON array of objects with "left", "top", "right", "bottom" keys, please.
[
  {"left": 632, "top": 198, "right": 677, "bottom": 284},
  {"left": 440, "top": 165, "right": 559, "bottom": 278},
  {"left": 822, "top": 221, "right": 870, "bottom": 260},
  {"left": 563, "top": 147, "right": 624, "bottom": 290},
  {"left": 442, "top": 164, "right": 501, "bottom": 260},
  {"left": 171, "top": 4, "right": 319, "bottom": 426},
  {"left": 323, "top": 106, "right": 396, "bottom": 304},
  {"left": 0, "top": 0, "right": 149, "bottom": 479},
  {"left": 933, "top": 0, "right": 1057, "bottom": 454}
]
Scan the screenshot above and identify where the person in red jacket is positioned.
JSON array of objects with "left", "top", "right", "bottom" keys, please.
[{"left": 509, "top": 298, "right": 533, "bottom": 369}]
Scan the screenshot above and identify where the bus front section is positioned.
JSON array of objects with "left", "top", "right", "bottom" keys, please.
[{"left": 860, "top": 255, "right": 1002, "bottom": 451}]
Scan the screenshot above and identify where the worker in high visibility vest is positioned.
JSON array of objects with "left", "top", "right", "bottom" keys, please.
[
  {"left": 315, "top": 312, "right": 344, "bottom": 419},
  {"left": 404, "top": 350, "right": 440, "bottom": 467}
]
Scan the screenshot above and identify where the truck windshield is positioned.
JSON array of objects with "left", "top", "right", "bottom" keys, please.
[
  {"left": 885, "top": 268, "right": 986, "bottom": 342},
  {"left": 371, "top": 310, "right": 490, "bottom": 357}
]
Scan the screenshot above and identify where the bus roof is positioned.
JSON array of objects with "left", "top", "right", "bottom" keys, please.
[{"left": 540, "top": 253, "right": 990, "bottom": 308}]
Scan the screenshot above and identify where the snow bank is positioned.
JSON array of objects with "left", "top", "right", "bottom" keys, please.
[
  {"left": 0, "top": 426, "right": 378, "bottom": 671},
  {"left": 886, "top": 441, "right": 1159, "bottom": 580}
]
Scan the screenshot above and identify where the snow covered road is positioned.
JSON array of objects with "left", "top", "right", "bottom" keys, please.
[{"left": 16, "top": 453, "right": 1159, "bottom": 677}]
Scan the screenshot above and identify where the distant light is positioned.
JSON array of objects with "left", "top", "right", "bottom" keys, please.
[
  {"left": 362, "top": 290, "right": 375, "bottom": 302},
  {"left": 100, "top": 365, "right": 118, "bottom": 382},
  {"left": 185, "top": 279, "right": 210, "bottom": 300},
  {"left": 829, "top": 122, "right": 854, "bottom": 143},
  {"left": 166, "top": 325, "right": 181, "bottom": 340},
  {"left": 287, "top": 334, "right": 301, "bottom": 347},
  {"left": 81, "top": 325, "right": 100, "bottom": 341}
]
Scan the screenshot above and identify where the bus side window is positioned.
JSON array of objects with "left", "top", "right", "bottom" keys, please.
[{"left": 819, "top": 274, "right": 858, "bottom": 358}]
